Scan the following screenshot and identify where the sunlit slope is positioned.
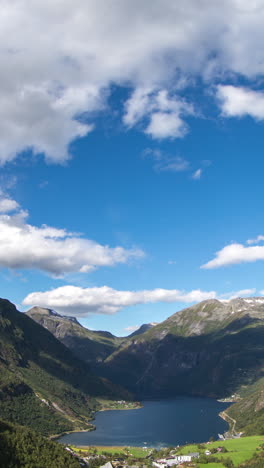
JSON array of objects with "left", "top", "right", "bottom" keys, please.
[
  {"left": 101, "top": 298, "right": 264, "bottom": 399},
  {"left": 226, "top": 376, "right": 264, "bottom": 436}
]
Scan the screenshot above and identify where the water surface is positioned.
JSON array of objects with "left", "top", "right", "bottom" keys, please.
[{"left": 59, "top": 398, "right": 229, "bottom": 448}]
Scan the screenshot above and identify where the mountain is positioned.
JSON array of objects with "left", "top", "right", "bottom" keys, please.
[
  {"left": 99, "top": 298, "right": 264, "bottom": 400},
  {"left": 24, "top": 297, "right": 264, "bottom": 436},
  {"left": 26, "top": 307, "right": 158, "bottom": 364},
  {"left": 0, "top": 299, "right": 130, "bottom": 435},
  {"left": 127, "top": 323, "right": 157, "bottom": 338},
  {"left": 26, "top": 306, "right": 124, "bottom": 365},
  {"left": 0, "top": 418, "right": 80, "bottom": 467}
]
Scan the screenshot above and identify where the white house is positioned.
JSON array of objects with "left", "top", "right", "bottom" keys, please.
[
  {"left": 153, "top": 453, "right": 199, "bottom": 467},
  {"left": 175, "top": 455, "right": 192, "bottom": 463},
  {"left": 100, "top": 462, "right": 114, "bottom": 468}
]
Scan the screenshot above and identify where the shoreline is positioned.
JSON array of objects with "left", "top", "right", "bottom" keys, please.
[
  {"left": 50, "top": 425, "right": 96, "bottom": 441},
  {"left": 53, "top": 397, "right": 229, "bottom": 443},
  {"left": 219, "top": 409, "right": 237, "bottom": 435},
  {"left": 52, "top": 401, "right": 142, "bottom": 441},
  {"left": 99, "top": 403, "right": 142, "bottom": 412}
]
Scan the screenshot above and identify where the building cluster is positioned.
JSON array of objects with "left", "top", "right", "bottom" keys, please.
[
  {"left": 68, "top": 442, "right": 230, "bottom": 467},
  {"left": 152, "top": 452, "right": 199, "bottom": 467}
]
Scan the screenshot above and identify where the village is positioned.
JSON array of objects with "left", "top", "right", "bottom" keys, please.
[
  {"left": 63, "top": 417, "right": 244, "bottom": 468},
  {"left": 66, "top": 442, "right": 232, "bottom": 468}
]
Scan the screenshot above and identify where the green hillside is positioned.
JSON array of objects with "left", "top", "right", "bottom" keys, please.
[
  {"left": 0, "top": 418, "right": 80, "bottom": 468},
  {"left": 0, "top": 298, "right": 130, "bottom": 435},
  {"left": 226, "top": 377, "right": 264, "bottom": 436}
]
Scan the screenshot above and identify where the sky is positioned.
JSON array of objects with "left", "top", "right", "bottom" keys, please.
[{"left": 1, "top": 0, "right": 264, "bottom": 335}]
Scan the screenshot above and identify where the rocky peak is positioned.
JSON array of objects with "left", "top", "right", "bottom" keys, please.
[
  {"left": 27, "top": 306, "right": 61, "bottom": 317},
  {"left": 27, "top": 307, "right": 82, "bottom": 327}
]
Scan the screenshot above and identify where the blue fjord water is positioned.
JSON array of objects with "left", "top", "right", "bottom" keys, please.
[{"left": 58, "top": 398, "right": 229, "bottom": 448}]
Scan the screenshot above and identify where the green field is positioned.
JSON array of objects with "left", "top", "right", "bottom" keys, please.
[
  {"left": 70, "top": 436, "right": 264, "bottom": 467},
  {"left": 199, "top": 464, "right": 225, "bottom": 468},
  {"left": 178, "top": 436, "right": 263, "bottom": 467},
  {"left": 70, "top": 445, "right": 152, "bottom": 458}
]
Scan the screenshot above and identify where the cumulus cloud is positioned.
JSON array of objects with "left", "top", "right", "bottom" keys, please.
[
  {"left": 123, "top": 88, "right": 154, "bottom": 127},
  {"left": 22, "top": 285, "right": 217, "bottom": 316},
  {"left": 217, "top": 85, "right": 264, "bottom": 120},
  {"left": 1, "top": 1, "right": 264, "bottom": 163},
  {"left": 0, "top": 197, "right": 143, "bottom": 275},
  {"left": 146, "top": 112, "right": 187, "bottom": 139},
  {"left": 124, "top": 89, "right": 193, "bottom": 139},
  {"left": 201, "top": 241, "right": 264, "bottom": 269},
  {"left": 0, "top": 197, "right": 20, "bottom": 213}
]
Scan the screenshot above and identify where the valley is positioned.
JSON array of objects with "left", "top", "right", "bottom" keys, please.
[
  {"left": 25, "top": 296, "right": 264, "bottom": 437},
  {"left": 1, "top": 296, "right": 264, "bottom": 466}
]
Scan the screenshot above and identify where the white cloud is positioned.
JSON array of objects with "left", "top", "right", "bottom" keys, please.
[
  {"left": 247, "top": 235, "right": 264, "bottom": 245},
  {"left": 220, "top": 288, "right": 256, "bottom": 300},
  {"left": 192, "top": 168, "right": 202, "bottom": 180},
  {"left": 145, "top": 112, "right": 188, "bottom": 139},
  {"left": 0, "top": 197, "right": 144, "bottom": 275},
  {"left": 0, "top": 197, "right": 19, "bottom": 213},
  {"left": 22, "top": 285, "right": 217, "bottom": 316},
  {"left": 217, "top": 85, "right": 264, "bottom": 120},
  {"left": 201, "top": 241, "right": 264, "bottom": 269},
  {"left": 124, "top": 89, "right": 193, "bottom": 139},
  {"left": 123, "top": 87, "right": 154, "bottom": 127},
  {"left": 2, "top": 1, "right": 264, "bottom": 163}
]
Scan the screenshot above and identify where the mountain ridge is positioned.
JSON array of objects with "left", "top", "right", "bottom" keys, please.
[
  {"left": 97, "top": 297, "right": 264, "bottom": 403},
  {"left": 8, "top": 296, "right": 264, "bottom": 436},
  {"left": 0, "top": 298, "right": 130, "bottom": 435},
  {"left": 26, "top": 306, "right": 123, "bottom": 366}
]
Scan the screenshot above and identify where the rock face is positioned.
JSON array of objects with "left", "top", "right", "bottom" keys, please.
[
  {"left": 99, "top": 298, "right": 264, "bottom": 399},
  {"left": 26, "top": 306, "right": 123, "bottom": 366}
]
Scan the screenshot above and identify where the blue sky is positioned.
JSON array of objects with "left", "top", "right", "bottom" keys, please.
[{"left": 1, "top": 1, "right": 264, "bottom": 335}]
